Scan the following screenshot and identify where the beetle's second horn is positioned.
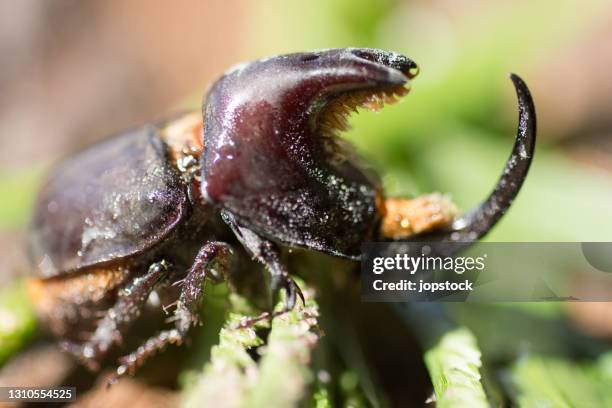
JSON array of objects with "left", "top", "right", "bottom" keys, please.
[
  {"left": 390, "top": 73, "right": 536, "bottom": 247},
  {"left": 449, "top": 74, "right": 536, "bottom": 241}
]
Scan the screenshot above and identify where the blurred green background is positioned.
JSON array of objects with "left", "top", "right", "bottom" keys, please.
[{"left": 1, "top": 1, "right": 612, "bottom": 406}]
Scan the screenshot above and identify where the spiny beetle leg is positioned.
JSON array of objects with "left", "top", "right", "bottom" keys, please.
[
  {"left": 221, "top": 210, "right": 305, "bottom": 312},
  {"left": 60, "top": 260, "right": 171, "bottom": 370},
  {"left": 111, "top": 241, "right": 235, "bottom": 381}
]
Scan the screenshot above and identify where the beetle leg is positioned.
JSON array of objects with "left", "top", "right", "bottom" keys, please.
[
  {"left": 172, "top": 241, "right": 234, "bottom": 333},
  {"left": 60, "top": 260, "right": 171, "bottom": 371},
  {"left": 112, "top": 242, "right": 234, "bottom": 380},
  {"left": 221, "top": 210, "right": 305, "bottom": 311},
  {"left": 380, "top": 74, "right": 536, "bottom": 250}
]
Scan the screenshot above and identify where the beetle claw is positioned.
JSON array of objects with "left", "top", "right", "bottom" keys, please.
[{"left": 281, "top": 277, "right": 305, "bottom": 311}]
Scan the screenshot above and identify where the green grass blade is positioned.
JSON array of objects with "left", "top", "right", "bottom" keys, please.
[
  {"left": 424, "top": 328, "right": 488, "bottom": 408},
  {"left": 510, "top": 354, "right": 612, "bottom": 408}
]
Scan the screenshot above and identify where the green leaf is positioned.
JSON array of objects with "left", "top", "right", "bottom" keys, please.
[
  {"left": 510, "top": 354, "right": 612, "bottom": 408},
  {"left": 243, "top": 291, "right": 320, "bottom": 407},
  {"left": 0, "top": 280, "right": 38, "bottom": 367},
  {"left": 182, "top": 281, "right": 321, "bottom": 408},
  {"left": 424, "top": 327, "right": 489, "bottom": 408}
]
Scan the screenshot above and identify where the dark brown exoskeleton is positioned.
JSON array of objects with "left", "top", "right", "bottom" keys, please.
[{"left": 26, "top": 48, "right": 536, "bottom": 378}]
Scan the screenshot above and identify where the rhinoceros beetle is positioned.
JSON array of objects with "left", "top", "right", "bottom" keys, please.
[{"left": 25, "top": 48, "right": 536, "bottom": 378}]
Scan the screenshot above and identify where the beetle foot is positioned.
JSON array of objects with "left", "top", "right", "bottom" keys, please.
[
  {"left": 232, "top": 311, "right": 273, "bottom": 329},
  {"left": 109, "top": 328, "right": 185, "bottom": 384},
  {"left": 229, "top": 276, "right": 304, "bottom": 329},
  {"left": 278, "top": 275, "right": 305, "bottom": 312},
  {"left": 231, "top": 277, "right": 303, "bottom": 330},
  {"left": 231, "top": 307, "right": 299, "bottom": 329}
]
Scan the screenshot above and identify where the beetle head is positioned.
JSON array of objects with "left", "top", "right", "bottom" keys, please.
[
  {"left": 201, "top": 49, "right": 537, "bottom": 260},
  {"left": 201, "top": 48, "right": 418, "bottom": 258}
]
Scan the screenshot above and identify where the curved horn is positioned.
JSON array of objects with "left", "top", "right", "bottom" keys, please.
[
  {"left": 394, "top": 73, "right": 536, "bottom": 250},
  {"left": 445, "top": 73, "right": 536, "bottom": 242}
]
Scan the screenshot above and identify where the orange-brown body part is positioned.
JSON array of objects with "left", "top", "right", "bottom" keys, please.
[
  {"left": 379, "top": 194, "right": 457, "bottom": 240},
  {"left": 27, "top": 266, "right": 130, "bottom": 338},
  {"left": 159, "top": 112, "right": 204, "bottom": 167}
]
